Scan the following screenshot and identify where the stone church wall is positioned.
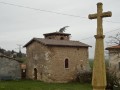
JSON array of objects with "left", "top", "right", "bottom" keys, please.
[
  {"left": 26, "top": 41, "right": 89, "bottom": 83},
  {"left": 45, "top": 46, "right": 89, "bottom": 82},
  {"left": 26, "top": 41, "right": 49, "bottom": 80}
]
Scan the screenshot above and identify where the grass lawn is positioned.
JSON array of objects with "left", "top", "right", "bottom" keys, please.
[{"left": 0, "top": 80, "right": 92, "bottom": 90}]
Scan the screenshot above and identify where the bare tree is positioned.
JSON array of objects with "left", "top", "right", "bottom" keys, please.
[
  {"left": 107, "top": 32, "right": 120, "bottom": 45},
  {"left": 106, "top": 32, "right": 120, "bottom": 88},
  {"left": 107, "top": 32, "right": 120, "bottom": 58}
]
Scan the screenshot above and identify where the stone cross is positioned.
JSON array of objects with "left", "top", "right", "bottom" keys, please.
[{"left": 88, "top": 2, "right": 112, "bottom": 90}]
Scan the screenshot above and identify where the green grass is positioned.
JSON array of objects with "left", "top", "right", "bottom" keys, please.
[{"left": 0, "top": 80, "right": 92, "bottom": 90}]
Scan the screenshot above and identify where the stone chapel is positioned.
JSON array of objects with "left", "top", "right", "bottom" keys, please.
[{"left": 24, "top": 31, "right": 91, "bottom": 83}]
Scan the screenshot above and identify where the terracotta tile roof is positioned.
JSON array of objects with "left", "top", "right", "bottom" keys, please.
[
  {"left": 24, "top": 38, "right": 91, "bottom": 47},
  {"left": 106, "top": 45, "right": 120, "bottom": 50}
]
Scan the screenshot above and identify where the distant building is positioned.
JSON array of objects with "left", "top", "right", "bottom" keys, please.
[
  {"left": 21, "top": 64, "right": 26, "bottom": 79},
  {"left": 0, "top": 54, "right": 21, "bottom": 80},
  {"left": 24, "top": 32, "right": 91, "bottom": 83},
  {"left": 106, "top": 45, "right": 120, "bottom": 77}
]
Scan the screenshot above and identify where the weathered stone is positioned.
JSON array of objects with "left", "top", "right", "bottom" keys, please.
[
  {"left": 0, "top": 55, "right": 21, "bottom": 80},
  {"left": 88, "top": 2, "right": 112, "bottom": 90}
]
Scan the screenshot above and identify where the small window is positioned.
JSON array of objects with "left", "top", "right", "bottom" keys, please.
[
  {"left": 119, "top": 62, "right": 120, "bottom": 70},
  {"left": 81, "top": 64, "right": 83, "bottom": 70},
  {"left": 60, "top": 37, "right": 64, "bottom": 40},
  {"left": 65, "top": 59, "right": 69, "bottom": 68}
]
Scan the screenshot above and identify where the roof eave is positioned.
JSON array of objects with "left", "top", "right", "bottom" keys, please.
[
  {"left": 46, "top": 44, "right": 90, "bottom": 47},
  {"left": 106, "top": 48, "right": 120, "bottom": 50},
  {"left": 43, "top": 32, "right": 71, "bottom": 36},
  {"left": 23, "top": 38, "right": 37, "bottom": 47}
]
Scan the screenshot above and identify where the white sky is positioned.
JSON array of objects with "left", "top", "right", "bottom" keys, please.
[{"left": 0, "top": 0, "right": 120, "bottom": 58}]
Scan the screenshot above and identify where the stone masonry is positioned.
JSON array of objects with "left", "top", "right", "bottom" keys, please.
[{"left": 0, "top": 54, "right": 21, "bottom": 80}]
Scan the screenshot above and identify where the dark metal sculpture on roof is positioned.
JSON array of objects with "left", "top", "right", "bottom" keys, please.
[{"left": 59, "top": 26, "right": 69, "bottom": 33}]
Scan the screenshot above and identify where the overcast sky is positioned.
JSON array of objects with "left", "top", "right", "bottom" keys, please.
[{"left": 0, "top": 0, "right": 120, "bottom": 58}]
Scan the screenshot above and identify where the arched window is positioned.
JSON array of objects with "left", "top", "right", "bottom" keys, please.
[{"left": 65, "top": 59, "right": 69, "bottom": 68}]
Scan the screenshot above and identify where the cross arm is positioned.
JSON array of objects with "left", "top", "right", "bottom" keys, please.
[
  {"left": 101, "top": 11, "right": 112, "bottom": 17},
  {"left": 88, "top": 13, "right": 97, "bottom": 19}
]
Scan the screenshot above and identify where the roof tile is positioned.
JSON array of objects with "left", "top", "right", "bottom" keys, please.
[
  {"left": 24, "top": 38, "right": 90, "bottom": 47},
  {"left": 106, "top": 45, "right": 120, "bottom": 50}
]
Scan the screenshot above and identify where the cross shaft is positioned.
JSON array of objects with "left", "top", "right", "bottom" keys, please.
[{"left": 88, "top": 2, "right": 112, "bottom": 90}]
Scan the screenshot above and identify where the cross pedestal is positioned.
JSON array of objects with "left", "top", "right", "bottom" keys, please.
[{"left": 88, "top": 2, "right": 112, "bottom": 90}]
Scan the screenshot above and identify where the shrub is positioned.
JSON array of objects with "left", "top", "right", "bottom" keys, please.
[
  {"left": 106, "top": 72, "right": 120, "bottom": 86},
  {"left": 76, "top": 71, "right": 92, "bottom": 83}
]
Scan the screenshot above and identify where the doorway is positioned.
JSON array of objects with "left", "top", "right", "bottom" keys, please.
[
  {"left": 21, "top": 69, "right": 26, "bottom": 79},
  {"left": 34, "top": 68, "right": 37, "bottom": 80}
]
